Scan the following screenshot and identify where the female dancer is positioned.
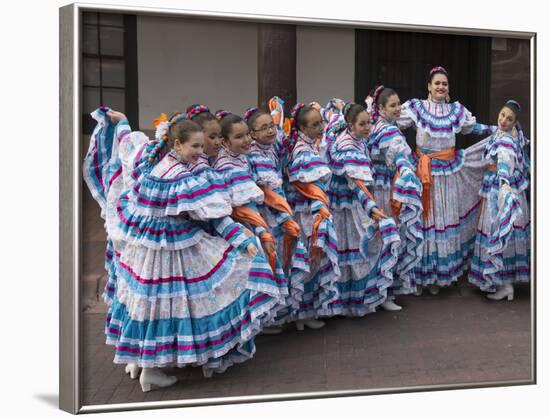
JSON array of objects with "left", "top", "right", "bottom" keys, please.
[
  {"left": 468, "top": 100, "right": 530, "bottom": 300},
  {"left": 320, "top": 102, "right": 402, "bottom": 316},
  {"left": 283, "top": 103, "right": 341, "bottom": 329},
  {"left": 365, "top": 86, "right": 423, "bottom": 303},
  {"left": 396, "top": 66, "right": 495, "bottom": 294},
  {"left": 87, "top": 110, "right": 286, "bottom": 391}
]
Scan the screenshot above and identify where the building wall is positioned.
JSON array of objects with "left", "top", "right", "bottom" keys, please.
[
  {"left": 296, "top": 26, "right": 355, "bottom": 105},
  {"left": 137, "top": 15, "right": 259, "bottom": 129},
  {"left": 137, "top": 17, "right": 356, "bottom": 128},
  {"left": 136, "top": 16, "right": 529, "bottom": 138}
]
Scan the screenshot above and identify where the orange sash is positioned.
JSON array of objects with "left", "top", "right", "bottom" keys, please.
[
  {"left": 231, "top": 206, "right": 277, "bottom": 273},
  {"left": 351, "top": 179, "right": 386, "bottom": 222},
  {"left": 293, "top": 182, "right": 331, "bottom": 250},
  {"left": 260, "top": 186, "right": 301, "bottom": 270},
  {"left": 415, "top": 147, "right": 456, "bottom": 219}
]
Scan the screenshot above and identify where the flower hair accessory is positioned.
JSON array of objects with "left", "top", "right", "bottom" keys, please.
[
  {"left": 243, "top": 107, "right": 259, "bottom": 122},
  {"left": 153, "top": 112, "right": 170, "bottom": 140},
  {"left": 215, "top": 110, "right": 230, "bottom": 121},
  {"left": 364, "top": 95, "right": 374, "bottom": 114},
  {"left": 187, "top": 104, "right": 210, "bottom": 119}
]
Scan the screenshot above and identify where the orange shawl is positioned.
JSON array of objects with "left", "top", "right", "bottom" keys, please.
[
  {"left": 231, "top": 206, "right": 277, "bottom": 273},
  {"left": 293, "top": 182, "right": 331, "bottom": 251},
  {"left": 260, "top": 186, "right": 300, "bottom": 270}
]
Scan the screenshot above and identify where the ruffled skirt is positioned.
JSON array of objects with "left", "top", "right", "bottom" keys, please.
[
  {"left": 408, "top": 139, "right": 491, "bottom": 286},
  {"left": 106, "top": 209, "right": 287, "bottom": 372},
  {"left": 468, "top": 173, "right": 530, "bottom": 292}
]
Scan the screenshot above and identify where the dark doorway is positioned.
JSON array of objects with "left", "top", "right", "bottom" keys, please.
[{"left": 355, "top": 29, "right": 492, "bottom": 149}]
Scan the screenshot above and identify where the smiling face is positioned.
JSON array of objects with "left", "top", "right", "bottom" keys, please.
[
  {"left": 428, "top": 73, "right": 449, "bottom": 102},
  {"left": 379, "top": 94, "right": 401, "bottom": 121},
  {"left": 250, "top": 113, "right": 277, "bottom": 145},
  {"left": 498, "top": 106, "right": 518, "bottom": 133},
  {"left": 202, "top": 120, "right": 223, "bottom": 157},
  {"left": 299, "top": 109, "right": 324, "bottom": 141},
  {"left": 174, "top": 131, "right": 204, "bottom": 163},
  {"left": 223, "top": 121, "right": 252, "bottom": 154},
  {"left": 349, "top": 111, "right": 371, "bottom": 138}
]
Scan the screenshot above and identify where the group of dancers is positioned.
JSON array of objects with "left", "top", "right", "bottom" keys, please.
[{"left": 83, "top": 65, "right": 531, "bottom": 392}]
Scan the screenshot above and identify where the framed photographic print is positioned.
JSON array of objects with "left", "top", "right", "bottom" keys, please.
[{"left": 60, "top": 1, "right": 536, "bottom": 414}]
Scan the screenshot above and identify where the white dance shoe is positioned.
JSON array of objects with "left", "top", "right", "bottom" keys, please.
[
  {"left": 487, "top": 284, "right": 514, "bottom": 301},
  {"left": 139, "top": 368, "right": 178, "bottom": 392},
  {"left": 296, "top": 319, "right": 325, "bottom": 331},
  {"left": 202, "top": 367, "right": 214, "bottom": 378},
  {"left": 380, "top": 300, "right": 403, "bottom": 311},
  {"left": 428, "top": 284, "right": 440, "bottom": 295},
  {"left": 125, "top": 363, "right": 140, "bottom": 380}
]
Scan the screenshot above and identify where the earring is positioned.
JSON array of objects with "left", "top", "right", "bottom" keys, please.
[
  {"left": 428, "top": 92, "right": 432, "bottom": 101},
  {"left": 446, "top": 94, "right": 451, "bottom": 103}
]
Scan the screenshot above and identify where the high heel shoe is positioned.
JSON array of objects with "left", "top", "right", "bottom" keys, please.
[
  {"left": 202, "top": 367, "right": 214, "bottom": 378},
  {"left": 296, "top": 319, "right": 325, "bottom": 331},
  {"left": 487, "top": 284, "right": 514, "bottom": 301},
  {"left": 414, "top": 286, "right": 423, "bottom": 296},
  {"left": 139, "top": 368, "right": 178, "bottom": 392},
  {"left": 380, "top": 300, "right": 403, "bottom": 311},
  {"left": 125, "top": 363, "right": 140, "bottom": 380}
]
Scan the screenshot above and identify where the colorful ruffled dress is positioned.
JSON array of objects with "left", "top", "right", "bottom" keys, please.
[
  {"left": 396, "top": 98, "right": 495, "bottom": 286},
  {"left": 367, "top": 116, "right": 423, "bottom": 294},
  {"left": 248, "top": 135, "right": 309, "bottom": 323},
  {"left": 103, "top": 135, "right": 287, "bottom": 373},
  {"left": 468, "top": 129, "right": 530, "bottom": 291},
  {"left": 284, "top": 132, "right": 340, "bottom": 319},
  {"left": 83, "top": 108, "right": 149, "bottom": 318},
  {"left": 322, "top": 129, "right": 401, "bottom": 316},
  {"left": 213, "top": 146, "right": 289, "bottom": 319}
]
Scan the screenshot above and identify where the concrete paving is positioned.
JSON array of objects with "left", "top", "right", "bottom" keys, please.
[{"left": 81, "top": 280, "right": 532, "bottom": 406}]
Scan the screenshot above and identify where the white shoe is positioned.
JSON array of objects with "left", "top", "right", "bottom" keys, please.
[
  {"left": 125, "top": 363, "right": 140, "bottom": 380},
  {"left": 139, "top": 368, "right": 178, "bottom": 392},
  {"left": 261, "top": 326, "right": 284, "bottom": 335},
  {"left": 428, "top": 284, "right": 440, "bottom": 295},
  {"left": 487, "top": 284, "right": 514, "bottom": 301},
  {"left": 202, "top": 367, "right": 214, "bottom": 378},
  {"left": 414, "top": 286, "right": 423, "bottom": 296},
  {"left": 296, "top": 319, "right": 325, "bottom": 331},
  {"left": 380, "top": 300, "right": 403, "bottom": 311}
]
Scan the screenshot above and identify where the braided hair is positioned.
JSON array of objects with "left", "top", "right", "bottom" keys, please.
[
  {"left": 185, "top": 104, "right": 216, "bottom": 128},
  {"left": 284, "top": 103, "right": 307, "bottom": 152}
]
